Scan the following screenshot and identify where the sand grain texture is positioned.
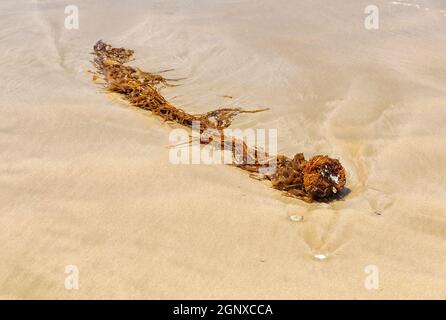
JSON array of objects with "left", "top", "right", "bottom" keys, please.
[{"left": 1, "top": 0, "right": 446, "bottom": 299}]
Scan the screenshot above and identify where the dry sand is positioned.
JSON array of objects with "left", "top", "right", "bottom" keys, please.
[{"left": 1, "top": 0, "right": 446, "bottom": 299}]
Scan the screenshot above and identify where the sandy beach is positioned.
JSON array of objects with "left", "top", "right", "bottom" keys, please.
[{"left": 1, "top": 0, "right": 446, "bottom": 299}]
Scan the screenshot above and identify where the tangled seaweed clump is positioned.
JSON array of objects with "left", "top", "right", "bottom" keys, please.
[{"left": 91, "top": 40, "right": 346, "bottom": 202}]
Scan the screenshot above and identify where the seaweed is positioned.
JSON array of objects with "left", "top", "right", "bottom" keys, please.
[{"left": 91, "top": 40, "right": 346, "bottom": 202}]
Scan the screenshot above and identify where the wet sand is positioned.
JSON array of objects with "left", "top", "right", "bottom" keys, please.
[{"left": 1, "top": 0, "right": 446, "bottom": 299}]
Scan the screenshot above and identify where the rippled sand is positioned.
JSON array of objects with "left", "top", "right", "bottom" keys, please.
[{"left": 1, "top": 0, "right": 446, "bottom": 299}]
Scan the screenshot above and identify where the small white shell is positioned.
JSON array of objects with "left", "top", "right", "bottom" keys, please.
[
  {"left": 314, "top": 254, "right": 327, "bottom": 260},
  {"left": 289, "top": 215, "right": 304, "bottom": 222}
]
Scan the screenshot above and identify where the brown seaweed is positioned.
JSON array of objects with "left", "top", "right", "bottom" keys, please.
[{"left": 91, "top": 40, "right": 346, "bottom": 202}]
